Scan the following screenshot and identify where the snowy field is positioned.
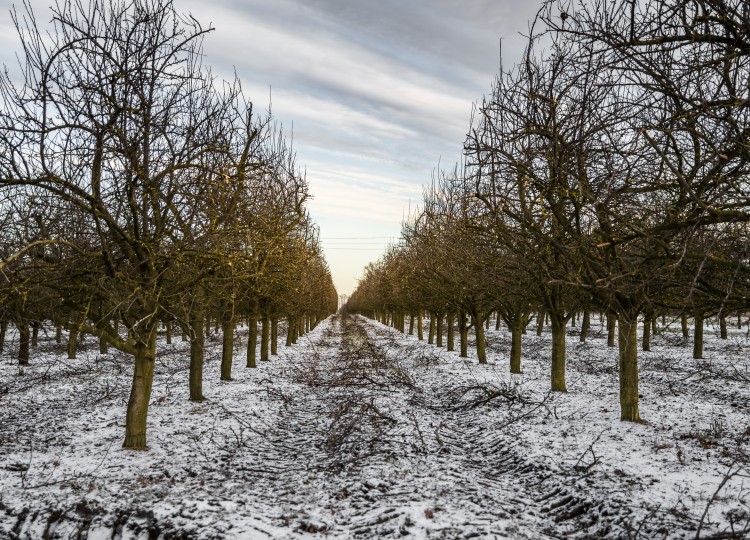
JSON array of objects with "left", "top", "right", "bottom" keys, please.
[{"left": 0, "top": 313, "right": 749, "bottom": 539}]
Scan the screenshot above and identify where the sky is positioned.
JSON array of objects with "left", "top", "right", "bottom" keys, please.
[{"left": 0, "top": 0, "right": 543, "bottom": 296}]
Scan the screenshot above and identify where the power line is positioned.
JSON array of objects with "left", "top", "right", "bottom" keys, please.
[
  {"left": 322, "top": 247, "right": 388, "bottom": 251},
  {"left": 321, "top": 236, "right": 395, "bottom": 240}
]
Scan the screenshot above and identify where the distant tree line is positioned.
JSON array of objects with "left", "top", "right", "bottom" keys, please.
[
  {"left": 346, "top": 0, "right": 750, "bottom": 423},
  {"left": 0, "top": 0, "right": 337, "bottom": 449}
]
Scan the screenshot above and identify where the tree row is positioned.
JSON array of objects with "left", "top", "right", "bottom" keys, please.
[
  {"left": 0, "top": 0, "right": 337, "bottom": 449},
  {"left": 347, "top": 0, "right": 750, "bottom": 422}
]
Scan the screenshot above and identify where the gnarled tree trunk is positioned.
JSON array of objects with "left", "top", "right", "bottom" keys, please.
[
  {"left": 618, "top": 312, "right": 640, "bottom": 422},
  {"left": 681, "top": 312, "right": 689, "bottom": 340},
  {"left": 536, "top": 311, "right": 544, "bottom": 336},
  {"left": 642, "top": 314, "right": 651, "bottom": 352},
  {"left": 510, "top": 316, "right": 522, "bottom": 374},
  {"left": 68, "top": 325, "right": 78, "bottom": 360},
  {"left": 221, "top": 302, "right": 235, "bottom": 381},
  {"left": 474, "top": 312, "right": 486, "bottom": 364},
  {"left": 580, "top": 309, "right": 590, "bottom": 343},
  {"left": 550, "top": 316, "right": 567, "bottom": 392},
  {"left": 693, "top": 312, "right": 704, "bottom": 359},
  {"left": 260, "top": 317, "right": 270, "bottom": 361},
  {"left": 189, "top": 303, "right": 205, "bottom": 402},
  {"left": 247, "top": 315, "right": 257, "bottom": 368},
  {"left": 18, "top": 322, "right": 30, "bottom": 365},
  {"left": 31, "top": 321, "right": 39, "bottom": 348},
  {"left": 271, "top": 317, "right": 279, "bottom": 354},
  {"left": 123, "top": 329, "right": 157, "bottom": 449},
  {"left": 0, "top": 320, "right": 8, "bottom": 352},
  {"left": 606, "top": 312, "right": 616, "bottom": 348},
  {"left": 446, "top": 312, "right": 455, "bottom": 352},
  {"left": 436, "top": 313, "right": 444, "bottom": 347},
  {"left": 286, "top": 317, "right": 294, "bottom": 347},
  {"left": 459, "top": 311, "right": 468, "bottom": 357}
]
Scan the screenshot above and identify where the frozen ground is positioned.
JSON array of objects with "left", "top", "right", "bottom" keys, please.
[{"left": 0, "top": 313, "right": 748, "bottom": 539}]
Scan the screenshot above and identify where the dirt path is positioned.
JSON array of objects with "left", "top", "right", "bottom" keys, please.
[{"left": 240, "top": 314, "right": 653, "bottom": 538}]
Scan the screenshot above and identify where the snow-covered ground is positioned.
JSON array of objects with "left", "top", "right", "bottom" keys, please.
[{"left": 0, "top": 314, "right": 748, "bottom": 539}]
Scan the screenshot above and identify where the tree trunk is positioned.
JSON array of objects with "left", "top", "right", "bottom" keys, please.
[
  {"left": 495, "top": 314, "right": 501, "bottom": 331},
  {"left": 510, "top": 316, "right": 522, "bottom": 374},
  {"left": 719, "top": 314, "right": 727, "bottom": 339},
  {"left": 693, "top": 312, "right": 704, "bottom": 359},
  {"left": 642, "top": 315, "right": 651, "bottom": 352},
  {"left": 31, "top": 322, "right": 39, "bottom": 348},
  {"left": 436, "top": 313, "right": 444, "bottom": 347},
  {"left": 271, "top": 318, "right": 279, "bottom": 354},
  {"left": 536, "top": 311, "right": 544, "bottom": 336},
  {"left": 123, "top": 330, "right": 157, "bottom": 449},
  {"left": 165, "top": 321, "right": 172, "bottom": 345},
  {"left": 580, "top": 309, "right": 590, "bottom": 343},
  {"left": 485, "top": 316, "right": 490, "bottom": 330},
  {"left": 428, "top": 313, "right": 435, "bottom": 345},
  {"left": 68, "top": 326, "right": 78, "bottom": 360},
  {"left": 261, "top": 317, "right": 270, "bottom": 361},
  {"left": 189, "top": 305, "right": 205, "bottom": 402},
  {"left": 221, "top": 305, "right": 235, "bottom": 381},
  {"left": 18, "top": 322, "right": 30, "bottom": 366},
  {"left": 290, "top": 318, "right": 298, "bottom": 345},
  {"left": 0, "top": 320, "right": 7, "bottom": 353},
  {"left": 408, "top": 314, "right": 414, "bottom": 335},
  {"left": 474, "top": 312, "right": 487, "bottom": 364},
  {"left": 681, "top": 312, "right": 689, "bottom": 340},
  {"left": 550, "top": 316, "right": 567, "bottom": 392},
  {"left": 459, "top": 311, "right": 468, "bottom": 358},
  {"left": 99, "top": 333, "right": 109, "bottom": 354},
  {"left": 618, "top": 314, "right": 641, "bottom": 422},
  {"left": 55, "top": 323, "right": 61, "bottom": 345},
  {"left": 247, "top": 316, "right": 258, "bottom": 368},
  {"left": 738, "top": 312, "right": 742, "bottom": 329},
  {"left": 286, "top": 318, "right": 294, "bottom": 346},
  {"left": 417, "top": 310, "right": 424, "bottom": 341},
  {"left": 446, "top": 313, "right": 455, "bottom": 352},
  {"left": 607, "top": 313, "right": 616, "bottom": 347}
]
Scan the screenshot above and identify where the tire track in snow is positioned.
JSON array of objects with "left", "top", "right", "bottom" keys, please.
[{"left": 2, "top": 315, "right": 719, "bottom": 538}]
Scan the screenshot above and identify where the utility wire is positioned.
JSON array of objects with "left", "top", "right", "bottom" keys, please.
[{"left": 321, "top": 236, "right": 394, "bottom": 240}]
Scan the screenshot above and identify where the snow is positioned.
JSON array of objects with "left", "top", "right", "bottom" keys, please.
[{"left": 0, "top": 314, "right": 748, "bottom": 538}]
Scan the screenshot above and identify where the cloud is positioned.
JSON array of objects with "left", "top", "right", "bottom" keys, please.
[
  {"left": 306, "top": 164, "right": 423, "bottom": 225},
  {"left": 0, "top": 0, "right": 544, "bottom": 295}
]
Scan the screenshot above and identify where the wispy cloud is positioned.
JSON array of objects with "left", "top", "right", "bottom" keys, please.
[{"left": 0, "top": 0, "right": 543, "bottom": 294}]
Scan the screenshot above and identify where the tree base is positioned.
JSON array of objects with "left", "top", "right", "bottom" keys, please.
[{"left": 123, "top": 434, "right": 148, "bottom": 450}]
